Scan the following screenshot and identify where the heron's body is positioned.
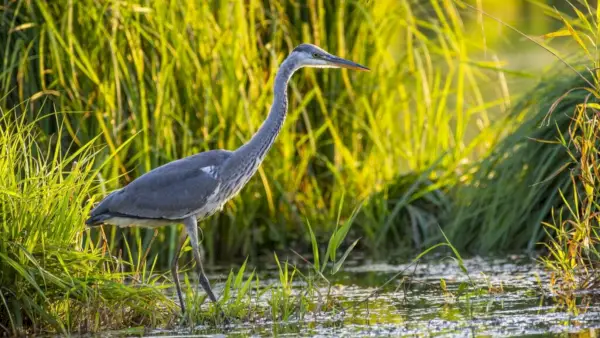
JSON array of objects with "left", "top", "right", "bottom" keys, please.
[
  {"left": 86, "top": 43, "right": 368, "bottom": 314},
  {"left": 88, "top": 150, "right": 233, "bottom": 228}
]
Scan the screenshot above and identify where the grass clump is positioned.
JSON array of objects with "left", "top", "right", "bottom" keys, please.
[
  {"left": 446, "top": 70, "right": 585, "bottom": 252},
  {"left": 537, "top": 1, "right": 600, "bottom": 299},
  {"left": 0, "top": 110, "right": 176, "bottom": 335},
  {"left": 447, "top": 0, "right": 600, "bottom": 302},
  {"left": 176, "top": 200, "right": 360, "bottom": 328},
  {"left": 542, "top": 96, "right": 600, "bottom": 304}
]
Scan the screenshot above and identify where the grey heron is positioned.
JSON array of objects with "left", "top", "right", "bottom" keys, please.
[{"left": 86, "top": 43, "right": 369, "bottom": 314}]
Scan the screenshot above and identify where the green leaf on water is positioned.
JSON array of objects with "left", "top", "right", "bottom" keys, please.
[
  {"left": 332, "top": 238, "right": 360, "bottom": 274},
  {"left": 306, "top": 220, "right": 320, "bottom": 272},
  {"left": 325, "top": 199, "right": 362, "bottom": 272},
  {"left": 237, "top": 270, "right": 254, "bottom": 302},
  {"left": 439, "top": 228, "right": 469, "bottom": 276},
  {"left": 457, "top": 282, "right": 468, "bottom": 297},
  {"left": 324, "top": 194, "right": 346, "bottom": 269},
  {"left": 234, "top": 257, "right": 248, "bottom": 289},
  {"left": 221, "top": 270, "right": 234, "bottom": 303},
  {"left": 274, "top": 253, "right": 288, "bottom": 288}
]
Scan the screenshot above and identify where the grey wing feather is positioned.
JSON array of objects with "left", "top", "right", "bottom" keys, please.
[{"left": 90, "top": 150, "right": 232, "bottom": 220}]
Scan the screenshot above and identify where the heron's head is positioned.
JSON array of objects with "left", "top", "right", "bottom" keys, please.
[{"left": 290, "top": 43, "right": 369, "bottom": 71}]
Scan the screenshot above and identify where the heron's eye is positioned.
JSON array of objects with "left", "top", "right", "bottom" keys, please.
[{"left": 312, "top": 52, "right": 319, "bottom": 58}]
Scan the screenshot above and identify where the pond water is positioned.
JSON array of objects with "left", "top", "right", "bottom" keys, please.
[{"left": 149, "top": 255, "right": 600, "bottom": 337}]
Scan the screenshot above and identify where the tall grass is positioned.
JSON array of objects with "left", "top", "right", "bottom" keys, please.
[
  {"left": 541, "top": 95, "right": 600, "bottom": 304},
  {"left": 0, "top": 0, "right": 510, "bottom": 263},
  {"left": 0, "top": 108, "right": 176, "bottom": 335},
  {"left": 534, "top": 0, "right": 600, "bottom": 299},
  {"left": 446, "top": 69, "right": 587, "bottom": 252},
  {"left": 446, "top": 0, "right": 600, "bottom": 300}
]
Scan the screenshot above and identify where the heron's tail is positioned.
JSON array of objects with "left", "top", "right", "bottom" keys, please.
[{"left": 85, "top": 214, "right": 111, "bottom": 227}]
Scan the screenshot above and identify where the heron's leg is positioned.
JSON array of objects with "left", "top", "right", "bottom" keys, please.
[
  {"left": 171, "top": 229, "right": 188, "bottom": 313},
  {"left": 183, "top": 216, "right": 217, "bottom": 302}
]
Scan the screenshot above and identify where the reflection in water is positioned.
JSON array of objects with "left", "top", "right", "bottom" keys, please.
[{"left": 151, "top": 256, "right": 600, "bottom": 337}]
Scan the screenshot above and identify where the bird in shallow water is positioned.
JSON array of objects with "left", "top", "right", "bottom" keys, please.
[{"left": 86, "top": 43, "right": 369, "bottom": 314}]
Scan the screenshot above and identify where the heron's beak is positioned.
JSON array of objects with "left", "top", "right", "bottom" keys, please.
[{"left": 328, "top": 55, "right": 370, "bottom": 71}]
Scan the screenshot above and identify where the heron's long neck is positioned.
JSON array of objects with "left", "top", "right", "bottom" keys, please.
[{"left": 236, "top": 58, "right": 297, "bottom": 161}]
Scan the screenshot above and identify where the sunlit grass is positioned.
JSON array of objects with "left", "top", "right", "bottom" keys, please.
[
  {"left": 0, "top": 108, "right": 177, "bottom": 335},
  {"left": 533, "top": 2, "right": 600, "bottom": 301},
  {"left": 540, "top": 70, "right": 600, "bottom": 310},
  {"left": 446, "top": 0, "right": 600, "bottom": 309},
  {"left": 446, "top": 69, "right": 584, "bottom": 251},
  {"left": 0, "top": 0, "right": 511, "bottom": 263}
]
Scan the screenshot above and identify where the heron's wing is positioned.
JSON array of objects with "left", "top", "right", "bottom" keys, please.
[{"left": 91, "top": 150, "right": 231, "bottom": 220}]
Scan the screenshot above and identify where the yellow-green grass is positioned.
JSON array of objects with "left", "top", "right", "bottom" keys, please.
[
  {"left": 0, "top": 108, "right": 177, "bottom": 334},
  {"left": 0, "top": 0, "right": 511, "bottom": 265},
  {"left": 447, "top": 0, "right": 600, "bottom": 305}
]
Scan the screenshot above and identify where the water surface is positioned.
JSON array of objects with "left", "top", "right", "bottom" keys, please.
[{"left": 150, "top": 255, "right": 600, "bottom": 337}]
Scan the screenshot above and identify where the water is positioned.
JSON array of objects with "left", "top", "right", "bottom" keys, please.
[{"left": 149, "top": 255, "right": 600, "bottom": 337}]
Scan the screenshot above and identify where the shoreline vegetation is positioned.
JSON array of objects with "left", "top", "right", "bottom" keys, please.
[{"left": 1, "top": 0, "right": 600, "bottom": 334}]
